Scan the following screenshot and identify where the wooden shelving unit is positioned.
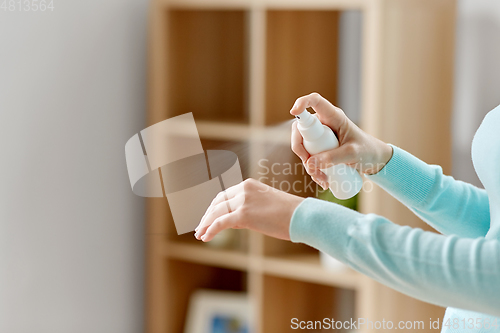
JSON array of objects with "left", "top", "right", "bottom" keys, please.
[{"left": 146, "top": 0, "right": 457, "bottom": 332}]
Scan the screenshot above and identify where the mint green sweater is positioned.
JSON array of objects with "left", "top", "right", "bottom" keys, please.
[{"left": 290, "top": 105, "right": 500, "bottom": 332}]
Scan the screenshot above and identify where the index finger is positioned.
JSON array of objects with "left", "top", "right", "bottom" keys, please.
[
  {"left": 289, "top": 92, "right": 346, "bottom": 133},
  {"left": 291, "top": 120, "right": 309, "bottom": 163}
]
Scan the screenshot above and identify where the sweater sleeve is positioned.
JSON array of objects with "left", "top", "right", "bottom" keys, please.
[
  {"left": 289, "top": 198, "right": 500, "bottom": 317},
  {"left": 364, "top": 144, "right": 490, "bottom": 238}
]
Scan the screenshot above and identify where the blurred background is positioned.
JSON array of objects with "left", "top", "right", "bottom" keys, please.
[{"left": 0, "top": 0, "right": 499, "bottom": 332}]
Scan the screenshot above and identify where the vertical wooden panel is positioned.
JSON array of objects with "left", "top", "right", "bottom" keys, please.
[
  {"left": 265, "top": 11, "right": 339, "bottom": 125},
  {"left": 361, "top": 0, "right": 457, "bottom": 229},
  {"left": 249, "top": 9, "right": 267, "bottom": 126},
  {"left": 148, "top": 0, "right": 169, "bottom": 126},
  {"left": 248, "top": 262, "right": 264, "bottom": 333},
  {"left": 379, "top": 0, "right": 455, "bottom": 171},
  {"left": 146, "top": 2, "right": 170, "bottom": 332},
  {"left": 145, "top": 234, "right": 169, "bottom": 333},
  {"left": 358, "top": 0, "right": 455, "bottom": 330}
]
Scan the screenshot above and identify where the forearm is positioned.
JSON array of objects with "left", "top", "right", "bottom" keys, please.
[
  {"left": 364, "top": 145, "right": 490, "bottom": 237},
  {"left": 290, "top": 198, "right": 500, "bottom": 317}
]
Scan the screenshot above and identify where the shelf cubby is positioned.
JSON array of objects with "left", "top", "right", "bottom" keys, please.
[
  {"left": 200, "top": 138, "right": 252, "bottom": 179},
  {"left": 165, "top": 259, "right": 248, "bottom": 333},
  {"left": 262, "top": 275, "right": 355, "bottom": 333},
  {"left": 166, "top": 9, "right": 248, "bottom": 123},
  {"left": 265, "top": 10, "right": 340, "bottom": 125}
]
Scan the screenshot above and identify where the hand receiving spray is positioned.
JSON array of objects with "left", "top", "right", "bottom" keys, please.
[{"left": 295, "top": 110, "right": 362, "bottom": 199}]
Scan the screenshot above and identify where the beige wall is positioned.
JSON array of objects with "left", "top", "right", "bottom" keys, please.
[{"left": 0, "top": 1, "right": 147, "bottom": 332}]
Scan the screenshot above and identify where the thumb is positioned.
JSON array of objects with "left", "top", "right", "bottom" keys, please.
[{"left": 307, "top": 144, "right": 357, "bottom": 170}]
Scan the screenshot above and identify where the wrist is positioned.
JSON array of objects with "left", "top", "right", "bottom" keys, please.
[{"left": 365, "top": 141, "right": 393, "bottom": 175}]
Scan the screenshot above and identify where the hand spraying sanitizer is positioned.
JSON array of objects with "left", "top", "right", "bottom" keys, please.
[{"left": 295, "top": 110, "right": 362, "bottom": 199}]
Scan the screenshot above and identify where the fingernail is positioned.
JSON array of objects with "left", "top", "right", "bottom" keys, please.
[
  {"left": 321, "top": 182, "right": 328, "bottom": 190},
  {"left": 201, "top": 235, "right": 207, "bottom": 242}
]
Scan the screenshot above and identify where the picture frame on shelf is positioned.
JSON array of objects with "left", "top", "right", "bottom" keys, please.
[{"left": 184, "top": 289, "right": 252, "bottom": 333}]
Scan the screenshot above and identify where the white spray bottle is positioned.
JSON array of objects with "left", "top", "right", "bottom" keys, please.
[{"left": 295, "top": 110, "right": 362, "bottom": 199}]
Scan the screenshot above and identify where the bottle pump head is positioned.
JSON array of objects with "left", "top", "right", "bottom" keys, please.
[
  {"left": 295, "top": 110, "right": 315, "bottom": 126},
  {"left": 295, "top": 110, "right": 324, "bottom": 141}
]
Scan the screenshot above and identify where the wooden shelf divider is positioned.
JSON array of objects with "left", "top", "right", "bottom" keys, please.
[
  {"left": 262, "top": 254, "right": 360, "bottom": 290},
  {"left": 164, "top": 242, "right": 250, "bottom": 271},
  {"left": 161, "top": 0, "right": 367, "bottom": 10}
]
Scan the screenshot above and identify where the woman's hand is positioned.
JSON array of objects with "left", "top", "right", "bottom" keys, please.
[
  {"left": 291, "top": 92, "right": 393, "bottom": 189},
  {"left": 194, "top": 179, "right": 304, "bottom": 242}
]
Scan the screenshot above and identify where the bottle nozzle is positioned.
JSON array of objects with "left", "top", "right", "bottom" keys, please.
[
  {"left": 295, "top": 110, "right": 315, "bottom": 127},
  {"left": 295, "top": 110, "right": 324, "bottom": 141}
]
